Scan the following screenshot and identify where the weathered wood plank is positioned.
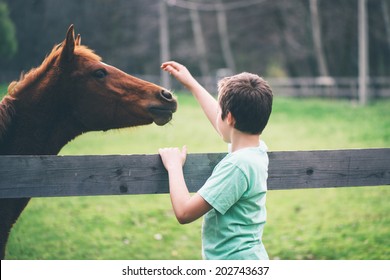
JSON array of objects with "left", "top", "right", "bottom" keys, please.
[
  {"left": 267, "top": 149, "right": 390, "bottom": 190},
  {"left": 0, "top": 148, "right": 389, "bottom": 198}
]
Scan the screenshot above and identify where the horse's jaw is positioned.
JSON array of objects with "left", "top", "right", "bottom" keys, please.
[{"left": 148, "top": 107, "right": 174, "bottom": 126}]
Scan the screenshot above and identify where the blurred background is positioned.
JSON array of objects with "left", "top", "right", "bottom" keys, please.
[
  {"left": 0, "top": 0, "right": 389, "bottom": 260},
  {"left": 1, "top": 0, "right": 390, "bottom": 100}
]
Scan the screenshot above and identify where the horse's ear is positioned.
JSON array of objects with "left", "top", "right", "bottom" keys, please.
[
  {"left": 75, "top": 34, "right": 81, "bottom": 46},
  {"left": 60, "top": 24, "right": 75, "bottom": 63}
]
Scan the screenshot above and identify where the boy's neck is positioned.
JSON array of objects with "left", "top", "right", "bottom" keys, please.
[{"left": 229, "top": 129, "right": 260, "bottom": 152}]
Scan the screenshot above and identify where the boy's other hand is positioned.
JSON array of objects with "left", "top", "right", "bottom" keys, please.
[{"left": 158, "top": 145, "right": 187, "bottom": 171}]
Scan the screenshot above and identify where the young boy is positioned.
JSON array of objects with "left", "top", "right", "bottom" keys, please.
[{"left": 158, "top": 61, "right": 273, "bottom": 260}]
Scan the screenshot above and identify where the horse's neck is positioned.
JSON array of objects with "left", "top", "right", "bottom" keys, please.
[{"left": 0, "top": 94, "right": 82, "bottom": 155}]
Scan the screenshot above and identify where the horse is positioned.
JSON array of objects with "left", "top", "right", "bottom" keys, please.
[{"left": 0, "top": 25, "right": 177, "bottom": 259}]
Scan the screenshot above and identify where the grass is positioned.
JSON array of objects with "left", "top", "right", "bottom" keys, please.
[
  {"left": 0, "top": 84, "right": 8, "bottom": 97},
  {"left": 2, "top": 90, "right": 390, "bottom": 260}
]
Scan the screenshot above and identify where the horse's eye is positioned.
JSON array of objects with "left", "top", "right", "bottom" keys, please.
[{"left": 92, "top": 69, "right": 107, "bottom": 79}]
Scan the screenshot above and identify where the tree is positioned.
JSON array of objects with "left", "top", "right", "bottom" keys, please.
[
  {"left": 1, "top": 0, "right": 389, "bottom": 80},
  {"left": 309, "top": 0, "right": 328, "bottom": 76},
  {"left": 0, "top": 1, "right": 17, "bottom": 60}
]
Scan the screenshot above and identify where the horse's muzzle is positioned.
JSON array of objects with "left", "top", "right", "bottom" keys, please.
[{"left": 149, "top": 90, "right": 177, "bottom": 126}]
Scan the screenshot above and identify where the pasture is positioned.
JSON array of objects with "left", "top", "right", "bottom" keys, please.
[{"left": 1, "top": 89, "right": 390, "bottom": 259}]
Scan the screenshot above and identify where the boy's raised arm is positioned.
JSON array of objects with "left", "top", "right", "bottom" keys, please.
[{"left": 161, "top": 61, "right": 219, "bottom": 134}]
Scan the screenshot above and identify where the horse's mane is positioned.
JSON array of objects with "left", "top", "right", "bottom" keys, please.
[
  {"left": 0, "top": 45, "right": 63, "bottom": 142},
  {"left": 9, "top": 44, "right": 101, "bottom": 99},
  {"left": 0, "top": 43, "right": 101, "bottom": 142},
  {"left": 75, "top": 45, "right": 102, "bottom": 63},
  {"left": 8, "top": 45, "right": 62, "bottom": 98},
  {"left": 0, "top": 96, "right": 15, "bottom": 142}
]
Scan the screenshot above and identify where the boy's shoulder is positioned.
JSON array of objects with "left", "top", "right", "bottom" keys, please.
[{"left": 223, "top": 142, "right": 269, "bottom": 170}]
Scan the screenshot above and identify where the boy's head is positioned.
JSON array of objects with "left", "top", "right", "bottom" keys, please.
[{"left": 217, "top": 72, "right": 273, "bottom": 135}]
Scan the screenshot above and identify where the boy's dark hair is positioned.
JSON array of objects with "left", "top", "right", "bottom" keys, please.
[{"left": 218, "top": 72, "right": 273, "bottom": 135}]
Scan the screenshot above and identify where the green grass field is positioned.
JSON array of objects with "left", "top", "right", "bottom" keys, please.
[{"left": 2, "top": 89, "right": 390, "bottom": 259}]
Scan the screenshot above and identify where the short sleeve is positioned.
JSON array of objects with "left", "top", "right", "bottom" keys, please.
[{"left": 198, "top": 161, "right": 247, "bottom": 215}]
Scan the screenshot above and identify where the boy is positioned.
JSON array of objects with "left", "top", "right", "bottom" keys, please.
[{"left": 158, "top": 61, "right": 273, "bottom": 260}]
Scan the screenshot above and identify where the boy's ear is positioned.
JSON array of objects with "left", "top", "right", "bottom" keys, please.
[{"left": 227, "top": 112, "right": 236, "bottom": 126}]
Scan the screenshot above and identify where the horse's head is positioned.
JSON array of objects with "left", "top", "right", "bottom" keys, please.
[{"left": 54, "top": 25, "right": 177, "bottom": 131}]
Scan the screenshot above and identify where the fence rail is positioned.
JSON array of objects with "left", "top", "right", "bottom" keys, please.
[
  {"left": 267, "top": 77, "right": 390, "bottom": 99},
  {"left": 0, "top": 148, "right": 389, "bottom": 198}
]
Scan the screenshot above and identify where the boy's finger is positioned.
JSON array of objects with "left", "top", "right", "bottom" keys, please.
[
  {"left": 181, "top": 145, "right": 187, "bottom": 165},
  {"left": 161, "top": 61, "right": 176, "bottom": 69},
  {"left": 158, "top": 148, "right": 165, "bottom": 156},
  {"left": 162, "top": 65, "right": 176, "bottom": 76},
  {"left": 165, "top": 65, "right": 174, "bottom": 73},
  {"left": 162, "top": 61, "right": 182, "bottom": 72}
]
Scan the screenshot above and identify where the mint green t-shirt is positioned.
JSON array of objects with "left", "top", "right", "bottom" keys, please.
[{"left": 198, "top": 141, "right": 269, "bottom": 260}]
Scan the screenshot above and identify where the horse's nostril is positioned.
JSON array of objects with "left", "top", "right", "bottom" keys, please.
[{"left": 161, "top": 90, "right": 173, "bottom": 100}]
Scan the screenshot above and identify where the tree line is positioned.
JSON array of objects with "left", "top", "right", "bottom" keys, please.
[{"left": 0, "top": 0, "right": 389, "bottom": 83}]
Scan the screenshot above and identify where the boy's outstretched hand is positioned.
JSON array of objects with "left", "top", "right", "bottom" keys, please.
[
  {"left": 161, "top": 61, "right": 199, "bottom": 90},
  {"left": 158, "top": 145, "right": 187, "bottom": 171}
]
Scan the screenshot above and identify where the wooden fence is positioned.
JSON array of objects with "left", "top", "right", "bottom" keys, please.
[
  {"left": 267, "top": 77, "right": 390, "bottom": 99},
  {"left": 0, "top": 148, "right": 389, "bottom": 198}
]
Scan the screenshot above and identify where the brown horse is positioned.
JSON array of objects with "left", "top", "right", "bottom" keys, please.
[{"left": 0, "top": 25, "right": 177, "bottom": 259}]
